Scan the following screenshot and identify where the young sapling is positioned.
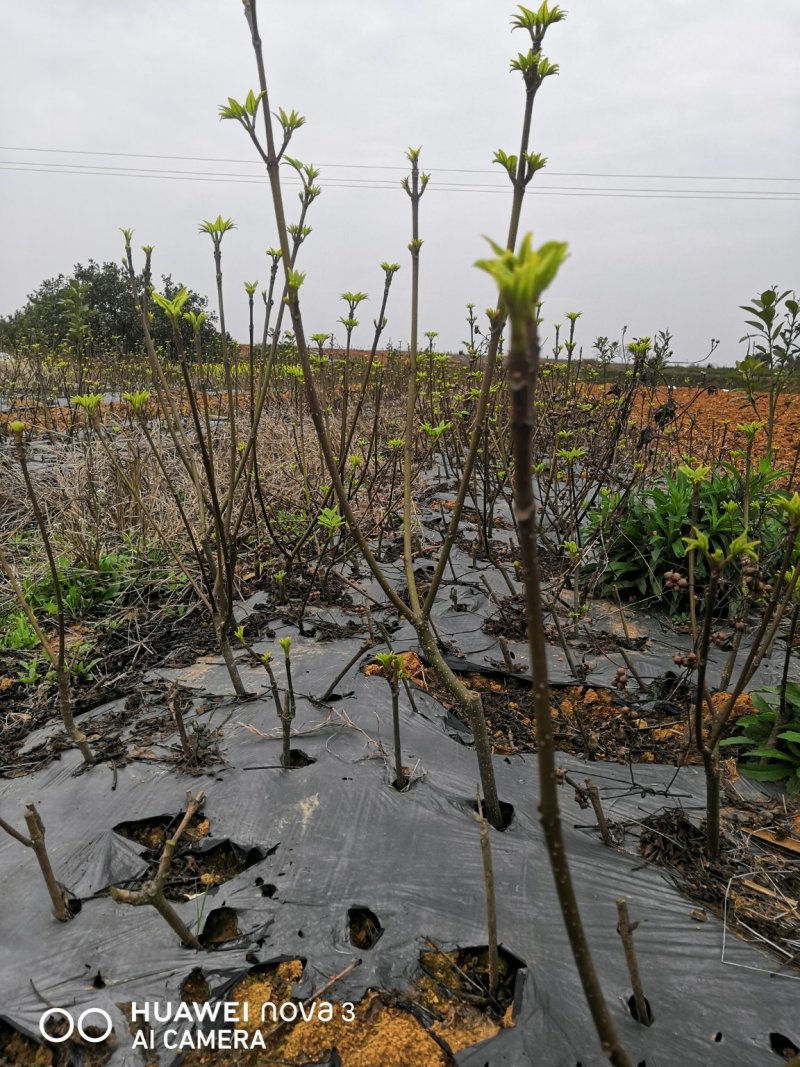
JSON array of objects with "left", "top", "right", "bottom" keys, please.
[
  {"left": 477, "top": 233, "right": 632, "bottom": 1066},
  {"left": 374, "top": 651, "right": 408, "bottom": 789},
  {"left": 235, "top": 627, "right": 295, "bottom": 766},
  {"left": 278, "top": 636, "right": 296, "bottom": 768}
]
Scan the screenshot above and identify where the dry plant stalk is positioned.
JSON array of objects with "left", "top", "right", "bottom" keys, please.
[
  {"left": 560, "top": 771, "right": 612, "bottom": 846},
  {"left": 0, "top": 803, "right": 75, "bottom": 921},
  {"left": 167, "top": 683, "right": 197, "bottom": 771},
  {"left": 475, "top": 791, "right": 499, "bottom": 999},
  {"left": 110, "top": 790, "right": 206, "bottom": 949},
  {"left": 584, "top": 779, "right": 612, "bottom": 847},
  {"left": 615, "top": 899, "right": 651, "bottom": 1026}
]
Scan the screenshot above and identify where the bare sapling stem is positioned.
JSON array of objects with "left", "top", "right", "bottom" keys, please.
[
  {"left": 476, "top": 791, "right": 499, "bottom": 998},
  {"left": 167, "top": 683, "right": 197, "bottom": 771},
  {"left": 765, "top": 600, "right": 800, "bottom": 750},
  {"left": 0, "top": 804, "right": 75, "bottom": 921},
  {"left": 391, "top": 677, "right": 405, "bottom": 789},
  {"left": 401, "top": 146, "right": 427, "bottom": 624},
  {"left": 585, "top": 779, "right": 612, "bottom": 846},
  {"left": 318, "top": 637, "right": 376, "bottom": 702},
  {"left": 234, "top": 628, "right": 292, "bottom": 753},
  {"left": 615, "top": 899, "right": 651, "bottom": 1026},
  {"left": 561, "top": 772, "right": 612, "bottom": 846},
  {"left": 278, "top": 637, "right": 296, "bottom": 768},
  {"left": 548, "top": 601, "right": 580, "bottom": 677},
  {"left": 110, "top": 791, "right": 206, "bottom": 949}
]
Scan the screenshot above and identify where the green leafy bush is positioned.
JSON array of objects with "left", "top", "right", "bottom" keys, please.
[
  {"left": 592, "top": 459, "right": 790, "bottom": 605},
  {"left": 720, "top": 683, "right": 800, "bottom": 791}
]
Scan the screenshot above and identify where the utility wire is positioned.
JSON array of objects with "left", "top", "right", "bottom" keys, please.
[
  {"left": 2, "top": 161, "right": 799, "bottom": 202},
  {"left": 1, "top": 144, "right": 798, "bottom": 183},
  {"left": 6, "top": 157, "right": 800, "bottom": 195}
]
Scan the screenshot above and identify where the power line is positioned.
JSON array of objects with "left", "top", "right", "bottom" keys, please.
[
  {"left": 2, "top": 161, "right": 799, "bottom": 202},
  {"left": 1, "top": 144, "right": 798, "bottom": 183},
  {"left": 1, "top": 160, "right": 800, "bottom": 201},
  {"left": 4, "top": 157, "right": 800, "bottom": 197}
]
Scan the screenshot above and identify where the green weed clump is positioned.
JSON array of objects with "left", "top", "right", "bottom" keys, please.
[{"left": 721, "top": 683, "right": 800, "bottom": 792}]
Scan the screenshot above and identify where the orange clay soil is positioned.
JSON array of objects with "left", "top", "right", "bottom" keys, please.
[
  {"left": 5, "top": 381, "right": 800, "bottom": 466},
  {"left": 176, "top": 960, "right": 455, "bottom": 1067},
  {"left": 172, "top": 950, "right": 519, "bottom": 1067},
  {"left": 630, "top": 386, "right": 800, "bottom": 469}
]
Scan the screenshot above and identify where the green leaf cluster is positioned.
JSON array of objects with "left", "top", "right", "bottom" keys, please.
[
  {"left": 592, "top": 458, "right": 794, "bottom": 604},
  {"left": 720, "top": 684, "right": 800, "bottom": 792}
]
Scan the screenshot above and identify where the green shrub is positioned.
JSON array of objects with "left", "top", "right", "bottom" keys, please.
[
  {"left": 592, "top": 458, "right": 790, "bottom": 606},
  {"left": 720, "top": 683, "right": 800, "bottom": 792}
]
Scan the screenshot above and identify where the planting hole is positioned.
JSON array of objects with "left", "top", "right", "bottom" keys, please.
[
  {"left": 261, "top": 882, "right": 278, "bottom": 898},
  {"left": 769, "top": 1032, "right": 799, "bottom": 1058},
  {"left": 112, "top": 817, "right": 267, "bottom": 902},
  {"left": 0, "top": 1016, "right": 93, "bottom": 1064},
  {"left": 113, "top": 810, "right": 209, "bottom": 851},
  {"left": 392, "top": 769, "right": 416, "bottom": 792},
  {"left": 181, "top": 967, "right": 210, "bottom": 1002},
  {"left": 714, "top": 1032, "right": 723, "bottom": 1043},
  {"left": 229, "top": 958, "right": 306, "bottom": 1018},
  {"left": 348, "top": 906, "right": 384, "bottom": 950},
  {"left": 199, "top": 906, "right": 239, "bottom": 947},
  {"left": 627, "top": 994, "right": 654, "bottom": 1024},
  {"left": 418, "top": 943, "right": 526, "bottom": 1020},
  {"left": 469, "top": 797, "right": 515, "bottom": 831},
  {"left": 287, "top": 748, "right": 315, "bottom": 768}
]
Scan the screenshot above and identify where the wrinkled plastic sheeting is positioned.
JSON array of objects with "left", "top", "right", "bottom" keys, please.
[{"left": 0, "top": 634, "right": 798, "bottom": 1067}]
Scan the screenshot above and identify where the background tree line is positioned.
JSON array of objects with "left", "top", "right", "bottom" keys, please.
[{"left": 0, "top": 260, "right": 226, "bottom": 360}]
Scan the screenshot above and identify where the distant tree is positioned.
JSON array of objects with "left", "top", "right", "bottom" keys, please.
[{"left": 0, "top": 260, "right": 225, "bottom": 359}]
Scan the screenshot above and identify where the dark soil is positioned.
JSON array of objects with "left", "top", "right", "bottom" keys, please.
[
  {"left": 637, "top": 806, "right": 800, "bottom": 969},
  {"left": 112, "top": 824, "right": 271, "bottom": 902},
  {"left": 442, "top": 672, "right": 708, "bottom": 766}
]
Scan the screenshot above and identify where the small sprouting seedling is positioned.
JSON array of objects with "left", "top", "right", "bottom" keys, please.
[
  {"left": 273, "top": 568, "right": 288, "bottom": 603},
  {"left": 122, "top": 388, "right": 152, "bottom": 415},
  {"left": 72, "top": 392, "right": 104, "bottom": 418},
  {"left": 374, "top": 652, "right": 408, "bottom": 790},
  {"left": 234, "top": 626, "right": 285, "bottom": 733},
  {"left": 419, "top": 420, "right": 452, "bottom": 442},
  {"left": 318, "top": 507, "right": 344, "bottom": 533},
  {"left": 278, "top": 637, "right": 296, "bottom": 768}
]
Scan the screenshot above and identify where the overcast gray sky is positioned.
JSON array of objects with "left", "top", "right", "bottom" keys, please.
[{"left": 1, "top": 1, "right": 798, "bottom": 363}]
